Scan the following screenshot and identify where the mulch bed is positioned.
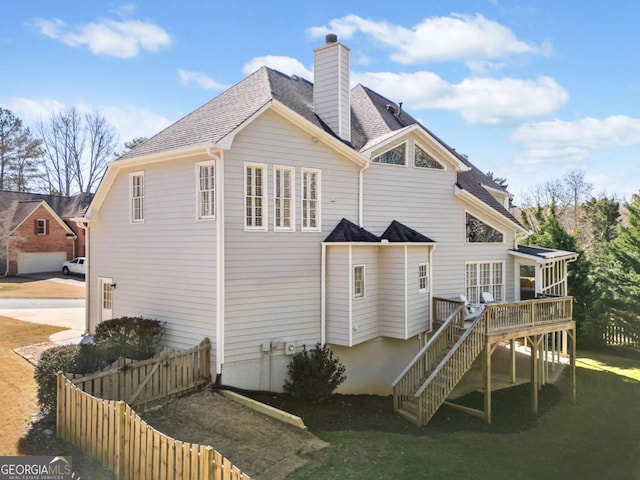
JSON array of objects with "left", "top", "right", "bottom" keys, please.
[{"left": 246, "top": 382, "right": 563, "bottom": 436}]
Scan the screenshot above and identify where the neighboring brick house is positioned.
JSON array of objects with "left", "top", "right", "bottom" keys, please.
[{"left": 0, "top": 191, "right": 92, "bottom": 275}]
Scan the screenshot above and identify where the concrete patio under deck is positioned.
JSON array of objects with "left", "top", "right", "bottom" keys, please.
[{"left": 448, "top": 340, "right": 568, "bottom": 399}]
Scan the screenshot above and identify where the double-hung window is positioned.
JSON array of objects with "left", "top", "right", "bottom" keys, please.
[
  {"left": 274, "top": 166, "right": 294, "bottom": 231},
  {"left": 353, "top": 265, "right": 365, "bottom": 299},
  {"left": 36, "top": 219, "right": 47, "bottom": 235},
  {"left": 197, "top": 161, "right": 215, "bottom": 219},
  {"left": 418, "top": 263, "right": 429, "bottom": 294},
  {"left": 465, "top": 261, "right": 504, "bottom": 304},
  {"left": 245, "top": 164, "right": 266, "bottom": 230},
  {"left": 130, "top": 172, "right": 144, "bottom": 223},
  {"left": 301, "top": 168, "right": 320, "bottom": 231}
]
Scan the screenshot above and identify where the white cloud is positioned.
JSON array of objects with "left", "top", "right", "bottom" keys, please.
[
  {"left": 354, "top": 71, "right": 567, "bottom": 125},
  {"left": 101, "top": 105, "right": 172, "bottom": 141},
  {"left": 32, "top": 16, "right": 171, "bottom": 58},
  {"left": 5, "top": 97, "right": 66, "bottom": 125},
  {"left": 242, "top": 55, "right": 313, "bottom": 80},
  {"left": 511, "top": 115, "right": 640, "bottom": 165},
  {"left": 178, "top": 70, "right": 227, "bottom": 90},
  {"left": 4, "top": 97, "right": 171, "bottom": 144},
  {"left": 307, "top": 13, "right": 546, "bottom": 65}
]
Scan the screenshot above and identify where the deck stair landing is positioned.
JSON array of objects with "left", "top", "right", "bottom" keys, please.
[{"left": 392, "top": 296, "right": 576, "bottom": 427}]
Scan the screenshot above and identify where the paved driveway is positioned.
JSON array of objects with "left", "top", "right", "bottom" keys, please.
[{"left": 0, "top": 278, "right": 86, "bottom": 344}]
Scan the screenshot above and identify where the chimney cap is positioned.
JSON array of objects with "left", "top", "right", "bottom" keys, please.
[{"left": 325, "top": 33, "right": 338, "bottom": 44}]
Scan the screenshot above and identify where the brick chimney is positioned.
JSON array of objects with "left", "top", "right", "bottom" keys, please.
[{"left": 313, "top": 34, "right": 351, "bottom": 142}]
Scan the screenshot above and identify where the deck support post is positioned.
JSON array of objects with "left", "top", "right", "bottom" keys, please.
[
  {"left": 529, "top": 334, "right": 540, "bottom": 414},
  {"left": 570, "top": 327, "right": 577, "bottom": 404},
  {"left": 510, "top": 338, "right": 517, "bottom": 384},
  {"left": 484, "top": 340, "right": 492, "bottom": 424}
]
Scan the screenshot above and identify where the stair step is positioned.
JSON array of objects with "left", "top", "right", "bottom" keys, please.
[
  {"left": 400, "top": 398, "right": 418, "bottom": 414},
  {"left": 396, "top": 407, "right": 420, "bottom": 425}
]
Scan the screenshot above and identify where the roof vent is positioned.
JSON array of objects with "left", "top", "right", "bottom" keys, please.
[
  {"left": 325, "top": 33, "right": 338, "bottom": 44},
  {"left": 386, "top": 104, "right": 396, "bottom": 114}
]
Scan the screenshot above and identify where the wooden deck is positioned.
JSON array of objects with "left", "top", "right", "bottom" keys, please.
[{"left": 392, "top": 296, "right": 576, "bottom": 427}]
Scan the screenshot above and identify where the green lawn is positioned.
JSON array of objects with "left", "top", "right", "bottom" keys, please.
[{"left": 290, "top": 350, "right": 640, "bottom": 480}]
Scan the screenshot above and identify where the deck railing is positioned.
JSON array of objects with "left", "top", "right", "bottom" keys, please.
[{"left": 484, "top": 296, "right": 573, "bottom": 334}]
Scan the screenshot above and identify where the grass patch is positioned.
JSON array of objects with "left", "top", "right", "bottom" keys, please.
[{"left": 290, "top": 350, "right": 640, "bottom": 480}]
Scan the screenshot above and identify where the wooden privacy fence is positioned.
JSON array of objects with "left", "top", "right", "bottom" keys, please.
[
  {"left": 603, "top": 323, "right": 640, "bottom": 348},
  {"left": 68, "top": 338, "right": 211, "bottom": 410},
  {"left": 56, "top": 374, "right": 250, "bottom": 480}
]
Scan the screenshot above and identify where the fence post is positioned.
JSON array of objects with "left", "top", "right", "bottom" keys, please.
[
  {"left": 114, "top": 401, "right": 126, "bottom": 480},
  {"left": 201, "top": 445, "right": 214, "bottom": 480},
  {"left": 56, "top": 372, "right": 64, "bottom": 440},
  {"left": 202, "top": 338, "right": 211, "bottom": 382}
]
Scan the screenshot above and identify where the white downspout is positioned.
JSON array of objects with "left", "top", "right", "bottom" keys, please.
[
  {"left": 321, "top": 243, "right": 326, "bottom": 346},
  {"left": 358, "top": 161, "right": 371, "bottom": 226},
  {"left": 74, "top": 219, "right": 90, "bottom": 336},
  {"left": 213, "top": 150, "right": 225, "bottom": 376}
]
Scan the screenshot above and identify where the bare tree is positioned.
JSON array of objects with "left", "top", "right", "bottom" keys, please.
[
  {"left": 519, "top": 179, "right": 571, "bottom": 232},
  {"left": 564, "top": 169, "right": 593, "bottom": 231},
  {"left": 520, "top": 179, "right": 570, "bottom": 210},
  {"left": 38, "top": 107, "right": 118, "bottom": 195},
  {"left": 83, "top": 110, "right": 117, "bottom": 193}
]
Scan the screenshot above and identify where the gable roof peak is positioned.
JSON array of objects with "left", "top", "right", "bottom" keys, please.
[{"left": 324, "top": 218, "right": 379, "bottom": 243}]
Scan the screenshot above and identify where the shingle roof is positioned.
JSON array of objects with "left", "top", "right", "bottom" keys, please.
[
  {"left": 324, "top": 218, "right": 380, "bottom": 242},
  {"left": 511, "top": 245, "right": 578, "bottom": 261},
  {"left": 380, "top": 220, "right": 435, "bottom": 243},
  {"left": 0, "top": 191, "right": 93, "bottom": 231},
  {"left": 325, "top": 218, "right": 435, "bottom": 244},
  {"left": 119, "top": 65, "right": 520, "bottom": 227}
]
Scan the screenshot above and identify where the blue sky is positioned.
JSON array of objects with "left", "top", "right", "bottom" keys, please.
[{"left": 2, "top": 1, "right": 639, "bottom": 202}]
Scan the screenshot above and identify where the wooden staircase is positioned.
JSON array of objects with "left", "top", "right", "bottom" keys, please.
[{"left": 392, "top": 300, "right": 487, "bottom": 426}]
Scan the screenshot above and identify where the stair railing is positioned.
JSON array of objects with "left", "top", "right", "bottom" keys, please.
[
  {"left": 414, "top": 311, "right": 487, "bottom": 425},
  {"left": 392, "top": 300, "right": 465, "bottom": 413}
]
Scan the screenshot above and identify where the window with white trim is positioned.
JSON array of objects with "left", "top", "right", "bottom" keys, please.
[
  {"left": 36, "top": 219, "right": 47, "bottom": 235},
  {"left": 102, "top": 282, "right": 113, "bottom": 310},
  {"left": 418, "top": 263, "right": 429, "bottom": 293},
  {"left": 197, "top": 161, "right": 215, "bottom": 219},
  {"left": 245, "top": 164, "right": 266, "bottom": 230},
  {"left": 465, "top": 261, "right": 504, "bottom": 304},
  {"left": 414, "top": 144, "right": 444, "bottom": 170},
  {"left": 301, "top": 168, "right": 320, "bottom": 231},
  {"left": 274, "top": 166, "right": 294, "bottom": 230},
  {"left": 130, "top": 172, "right": 144, "bottom": 223},
  {"left": 353, "top": 265, "right": 365, "bottom": 299},
  {"left": 466, "top": 213, "right": 504, "bottom": 243},
  {"left": 372, "top": 143, "right": 406, "bottom": 165}
]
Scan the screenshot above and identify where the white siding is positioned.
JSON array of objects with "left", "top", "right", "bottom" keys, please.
[
  {"left": 351, "top": 246, "right": 379, "bottom": 345},
  {"left": 222, "top": 110, "right": 359, "bottom": 366},
  {"left": 406, "top": 247, "right": 430, "bottom": 337},
  {"left": 326, "top": 247, "right": 350, "bottom": 345},
  {"left": 363, "top": 139, "right": 517, "bottom": 301},
  {"left": 89, "top": 156, "right": 217, "bottom": 350},
  {"left": 379, "top": 246, "right": 406, "bottom": 338}
]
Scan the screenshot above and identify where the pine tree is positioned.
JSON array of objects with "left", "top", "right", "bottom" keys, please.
[
  {"left": 603, "top": 193, "right": 640, "bottom": 336},
  {"left": 0, "top": 108, "right": 42, "bottom": 191},
  {"left": 521, "top": 208, "right": 591, "bottom": 329}
]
